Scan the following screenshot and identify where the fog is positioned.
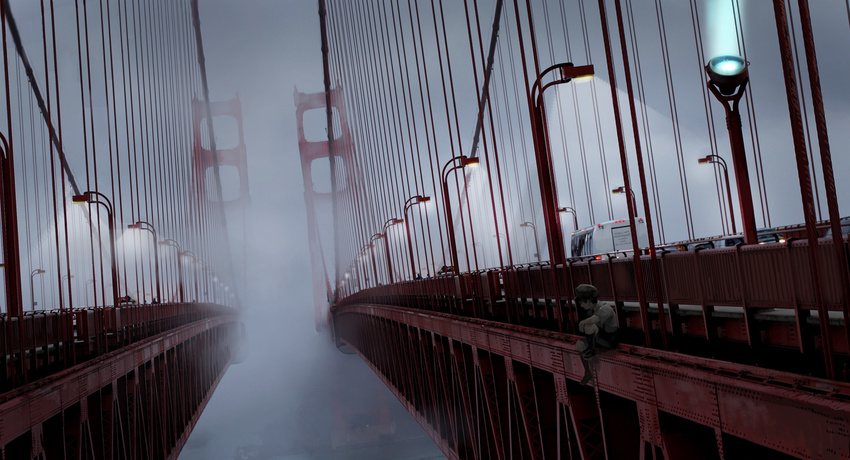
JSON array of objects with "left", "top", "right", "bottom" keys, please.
[{"left": 178, "top": 1, "right": 443, "bottom": 458}]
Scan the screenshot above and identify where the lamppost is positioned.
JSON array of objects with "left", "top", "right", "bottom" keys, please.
[
  {"left": 73, "top": 191, "right": 119, "bottom": 308},
  {"left": 210, "top": 270, "right": 215, "bottom": 303},
  {"left": 30, "top": 268, "right": 45, "bottom": 310},
  {"left": 441, "top": 155, "right": 479, "bottom": 273},
  {"left": 492, "top": 232, "right": 509, "bottom": 263},
  {"left": 530, "top": 62, "right": 594, "bottom": 266},
  {"left": 158, "top": 239, "right": 184, "bottom": 303},
  {"left": 369, "top": 234, "right": 383, "bottom": 286},
  {"left": 85, "top": 278, "right": 95, "bottom": 307},
  {"left": 61, "top": 274, "right": 73, "bottom": 306},
  {"left": 182, "top": 250, "right": 200, "bottom": 302},
  {"left": 698, "top": 154, "right": 736, "bottom": 234},
  {"left": 403, "top": 195, "right": 431, "bottom": 279},
  {"left": 473, "top": 241, "right": 486, "bottom": 268},
  {"left": 357, "top": 244, "right": 371, "bottom": 288},
  {"left": 200, "top": 263, "right": 212, "bottom": 302},
  {"left": 557, "top": 206, "right": 579, "bottom": 231},
  {"left": 612, "top": 186, "right": 638, "bottom": 216},
  {"left": 704, "top": 54, "right": 757, "bottom": 244},
  {"left": 127, "top": 221, "right": 161, "bottom": 302},
  {"left": 382, "top": 218, "right": 404, "bottom": 284},
  {"left": 519, "top": 222, "right": 541, "bottom": 263}
]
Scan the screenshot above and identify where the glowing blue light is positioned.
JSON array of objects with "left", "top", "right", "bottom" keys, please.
[{"left": 708, "top": 55, "right": 746, "bottom": 77}]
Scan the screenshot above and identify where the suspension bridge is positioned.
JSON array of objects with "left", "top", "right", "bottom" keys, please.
[
  {"left": 298, "top": 0, "right": 850, "bottom": 458},
  {"left": 0, "top": 0, "right": 247, "bottom": 458}
]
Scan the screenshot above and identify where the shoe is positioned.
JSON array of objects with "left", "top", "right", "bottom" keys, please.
[{"left": 580, "top": 372, "right": 593, "bottom": 385}]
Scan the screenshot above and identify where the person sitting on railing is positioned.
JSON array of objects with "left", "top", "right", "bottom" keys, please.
[{"left": 574, "top": 284, "right": 619, "bottom": 385}]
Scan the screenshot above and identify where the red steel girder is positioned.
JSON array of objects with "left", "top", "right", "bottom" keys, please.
[
  {"left": 334, "top": 303, "right": 850, "bottom": 459},
  {"left": 0, "top": 316, "right": 241, "bottom": 459}
]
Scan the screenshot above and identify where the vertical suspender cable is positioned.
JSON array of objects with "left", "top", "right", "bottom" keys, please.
[
  {"left": 39, "top": 0, "right": 64, "bottom": 314},
  {"left": 772, "top": 0, "right": 833, "bottom": 379},
  {"left": 785, "top": 4, "right": 820, "bottom": 221},
  {"left": 732, "top": 0, "right": 770, "bottom": 228},
  {"left": 191, "top": 0, "right": 239, "bottom": 301},
  {"left": 320, "top": 0, "right": 340, "bottom": 297},
  {"left": 596, "top": 0, "right": 653, "bottom": 348},
  {"left": 654, "top": 0, "right": 694, "bottom": 241},
  {"left": 2, "top": 0, "right": 80, "bottom": 196},
  {"left": 612, "top": 0, "right": 667, "bottom": 348},
  {"left": 411, "top": 0, "right": 446, "bottom": 274},
  {"left": 624, "top": 0, "right": 665, "bottom": 242},
  {"left": 689, "top": 0, "right": 721, "bottom": 238},
  {"left": 465, "top": 0, "right": 509, "bottom": 269},
  {"left": 579, "top": 0, "right": 611, "bottom": 222},
  {"left": 475, "top": 0, "right": 509, "bottom": 268},
  {"left": 49, "top": 0, "right": 75, "bottom": 360}
]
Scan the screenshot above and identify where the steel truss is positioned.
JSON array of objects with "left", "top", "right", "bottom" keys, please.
[
  {"left": 335, "top": 303, "right": 850, "bottom": 459},
  {"left": 0, "top": 316, "right": 241, "bottom": 459}
]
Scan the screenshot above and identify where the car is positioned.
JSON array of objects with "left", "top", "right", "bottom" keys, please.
[
  {"left": 436, "top": 265, "right": 456, "bottom": 276},
  {"left": 755, "top": 228, "right": 785, "bottom": 244},
  {"left": 117, "top": 295, "right": 136, "bottom": 305}
]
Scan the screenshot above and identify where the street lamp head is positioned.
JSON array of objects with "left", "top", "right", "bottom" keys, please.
[
  {"left": 612, "top": 186, "right": 626, "bottom": 195},
  {"left": 705, "top": 55, "right": 748, "bottom": 96},
  {"left": 392, "top": 218, "right": 404, "bottom": 225},
  {"left": 35, "top": 269, "right": 45, "bottom": 274},
  {"left": 417, "top": 195, "right": 431, "bottom": 203},
  {"left": 461, "top": 156, "right": 480, "bottom": 167},
  {"left": 520, "top": 222, "right": 533, "bottom": 228},
  {"left": 697, "top": 156, "right": 712, "bottom": 164},
  {"left": 559, "top": 63, "right": 594, "bottom": 83},
  {"left": 72, "top": 192, "right": 91, "bottom": 203},
  {"left": 127, "top": 223, "right": 141, "bottom": 229}
]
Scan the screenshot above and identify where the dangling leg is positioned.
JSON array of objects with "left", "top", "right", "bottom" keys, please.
[
  {"left": 576, "top": 337, "right": 594, "bottom": 385},
  {"left": 579, "top": 356, "right": 593, "bottom": 385},
  {"left": 581, "top": 332, "right": 599, "bottom": 359}
]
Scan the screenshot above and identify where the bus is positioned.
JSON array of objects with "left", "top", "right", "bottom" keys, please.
[{"left": 569, "top": 217, "right": 649, "bottom": 259}]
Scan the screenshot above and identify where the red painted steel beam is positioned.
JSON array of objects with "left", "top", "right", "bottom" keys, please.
[
  {"left": 337, "top": 240, "right": 850, "bottom": 374},
  {"left": 0, "top": 314, "right": 241, "bottom": 458},
  {"left": 0, "top": 303, "right": 236, "bottom": 394},
  {"left": 334, "top": 303, "right": 850, "bottom": 459}
]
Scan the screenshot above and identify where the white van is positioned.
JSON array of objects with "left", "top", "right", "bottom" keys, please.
[{"left": 569, "top": 217, "right": 649, "bottom": 259}]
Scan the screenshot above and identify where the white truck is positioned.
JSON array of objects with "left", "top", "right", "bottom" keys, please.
[{"left": 569, "top": 217, "right": 649, "bottom": 259}]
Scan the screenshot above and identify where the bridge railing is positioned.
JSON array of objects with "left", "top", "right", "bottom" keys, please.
[
  {"left": 336, "top": 237, "right": 850, "bottom": 375},
  {"left": 0, "top": 302, "right": 239, "bottom": 392}
]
